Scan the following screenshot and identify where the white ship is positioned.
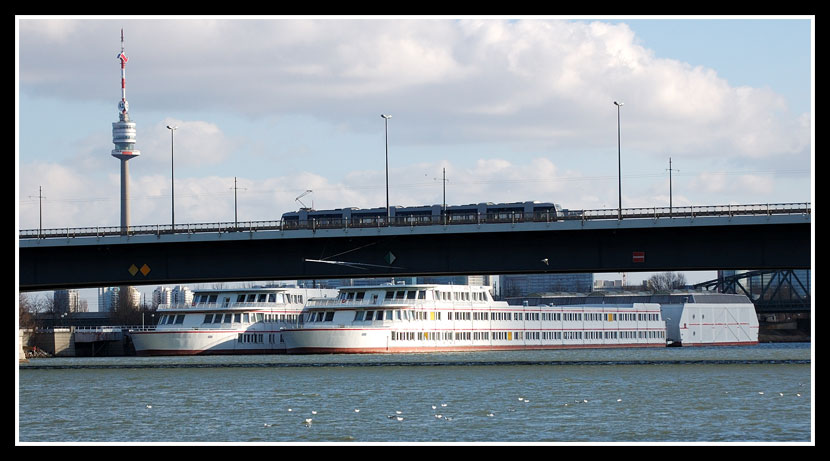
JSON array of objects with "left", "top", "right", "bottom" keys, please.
[
  {"left": 129, "top": 286, "right": 338, "bottom": 356},
  {"left": 282, "top": 284, "right": 667, "bottom": 354}
]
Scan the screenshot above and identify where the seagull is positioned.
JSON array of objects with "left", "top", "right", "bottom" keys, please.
[
  {"left": 758, "top": 392, "right": 765, "bottom": 395},
  {"left": 263, "top": 423, "right": 272, "bottom": 427},
  {"left": 616, "top": 399, "right": 622, "bottom": 402},
  {"left": 434, "top": 414, "right": 443, "bottom": 419},
  {"left": 431, "top": 405, "right": 437, "bottom": 410},
  {"left": 440, "top": 403, "right": 447, "bottom": 407},
  {"left": 541, "top": 258, "right": 549, "bottom": 265},
  {"left": 486, "top": 412, "right": 494, "bottom": 417},
  {"left": 395, "top": 410, "right": 402, "bottom": 415},
  {"left": 311, "top": 410, "right": 317, "bottom": 415},
  {"left": 287, "top": 408, "right": 293, "bottom": 412},
  {"left": 303, "top": 418, "right": 313, "bottom": 427},
  {"left": 395, "top": 416, "right": 404, "bottom": 421},
  {"left": 354, "top": 408, "right": 360, "bottom": 413},
  {"left": 145, "top": 404, "right": 152, "bottom": 409}
]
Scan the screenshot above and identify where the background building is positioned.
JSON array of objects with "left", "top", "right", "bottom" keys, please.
[
  {"left": 500, "top": 273, "right": 594, "bottom": 297},
  {"left": 97, "top": 286, "right": 139, "bottom": 312}
]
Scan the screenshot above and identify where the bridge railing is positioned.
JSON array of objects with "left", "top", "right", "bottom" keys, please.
[{"left": 19, "top": 202, "right": 810, "bottom": 240}]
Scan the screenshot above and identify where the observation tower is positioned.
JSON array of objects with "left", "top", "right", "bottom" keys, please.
[{"left": 111, "top": 29, "right": 140, "bottom": 234}]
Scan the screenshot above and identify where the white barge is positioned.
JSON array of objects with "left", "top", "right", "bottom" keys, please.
[
  {"left": 282, "top": 284, "right": 667, "bottom": 354},
  {"left": 517, "top": 292, "right": 759, "bottom": 347},
  {"left": 129, "top": 286, "right": 337, "bottom": 356}
]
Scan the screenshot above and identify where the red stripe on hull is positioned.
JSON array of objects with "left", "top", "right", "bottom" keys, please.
[
  {"left": 677, "top": 341, "right": 759, "bottom": 347},
  {"left": 286, "top": 343, "right": 666, "bottom": 355},
  {"left": 135, "top": 348, "right": 286, "bottom": 357}
]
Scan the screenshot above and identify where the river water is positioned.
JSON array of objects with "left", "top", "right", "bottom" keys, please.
[{"left": 17, "top": 343, "right": 812, "bottom": 444}]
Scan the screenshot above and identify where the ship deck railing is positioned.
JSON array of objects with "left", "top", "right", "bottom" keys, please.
[{"left": 157, "top": 302, "right": 296, "bottom": 310}]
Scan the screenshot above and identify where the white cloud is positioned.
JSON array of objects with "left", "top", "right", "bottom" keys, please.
[{"left": 18, "top": 18, "right": 809, "bottom": 161}]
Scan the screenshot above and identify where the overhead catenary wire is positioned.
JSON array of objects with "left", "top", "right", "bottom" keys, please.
[{"left": 18, "top": 168, "right": 809, "bottom": 206}]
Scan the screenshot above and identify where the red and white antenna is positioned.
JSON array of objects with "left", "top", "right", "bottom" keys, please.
[{"left": 116, "top": 28, "right": 130, "bottom": 118}]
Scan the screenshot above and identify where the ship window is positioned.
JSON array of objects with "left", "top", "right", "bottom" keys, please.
[
  {"left": 268, "top": 293, "right": 276, "bottom": 303},
  {"left": 223, "top": 314, "right": 232, "bottom": 323},
  {"left": 234, "top": 313, "right": 241, "bottom": 323},
  {"left": 208, "top": 295, "right": 218, "bottom": 303},
  {"left": 256, "top": 294, "right": 266, "bottom": 302},
  {"left": 366, "top": 311, "right": 374, "bottom": 321},
  {"left": 203, "top": 314, "right": 213, "bottom": 323},
  {"left": 324, "top": 311, "right": 335, "bottom": 322},
  {"left": 406, "top": 291, "right": 416, "bottom": 299},
  {"left": 396, "top": 310, "right": 402, "bottom": 320},
  {"left": 256, "top": 313, "right": 264, "bottom": 322},
  {"left": 237, "top": 295, "right": 245, "bottom": 302},
  {"left": 243, "top": 313, "right": 250, "bottom": 323},
  {"left": 394, "top": 291, "right": 404, "bottom": 300},
  {"left": 385, "top": 310, "right": 394, "bottom": 320},
  {"left": 355, "top": 291, "right": 365, "bottom": 301},
  {"left": 212, "top": 314, "right": 222, "bottom": 324},
  {"left": 246, "top": 294, "right": 256, "bottom": 302},
  {"left": 174, "top": 315, "right": 185, "bottom": 324},
  {"left": 354, "top": 311, "right": 364, "bottom": 321}
]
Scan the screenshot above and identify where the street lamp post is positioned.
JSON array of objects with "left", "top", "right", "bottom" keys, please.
[
  {"left": 613, "top": 101, "right": 623, "bottom": 220},
  {"left": 381, "top": 114, "right": 392, "bottom": 225},
  {"left": 166, "top": 125, "right": 178, "bottom": 230}
]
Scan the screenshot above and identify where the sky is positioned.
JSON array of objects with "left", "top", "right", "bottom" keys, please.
[{"left": 16, "top": 16, "right": 814, "bottom": 309}]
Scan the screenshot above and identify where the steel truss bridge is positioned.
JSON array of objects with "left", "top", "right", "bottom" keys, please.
[{"left": 695, "top": 269, "right": 812, "bottom": 313}]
